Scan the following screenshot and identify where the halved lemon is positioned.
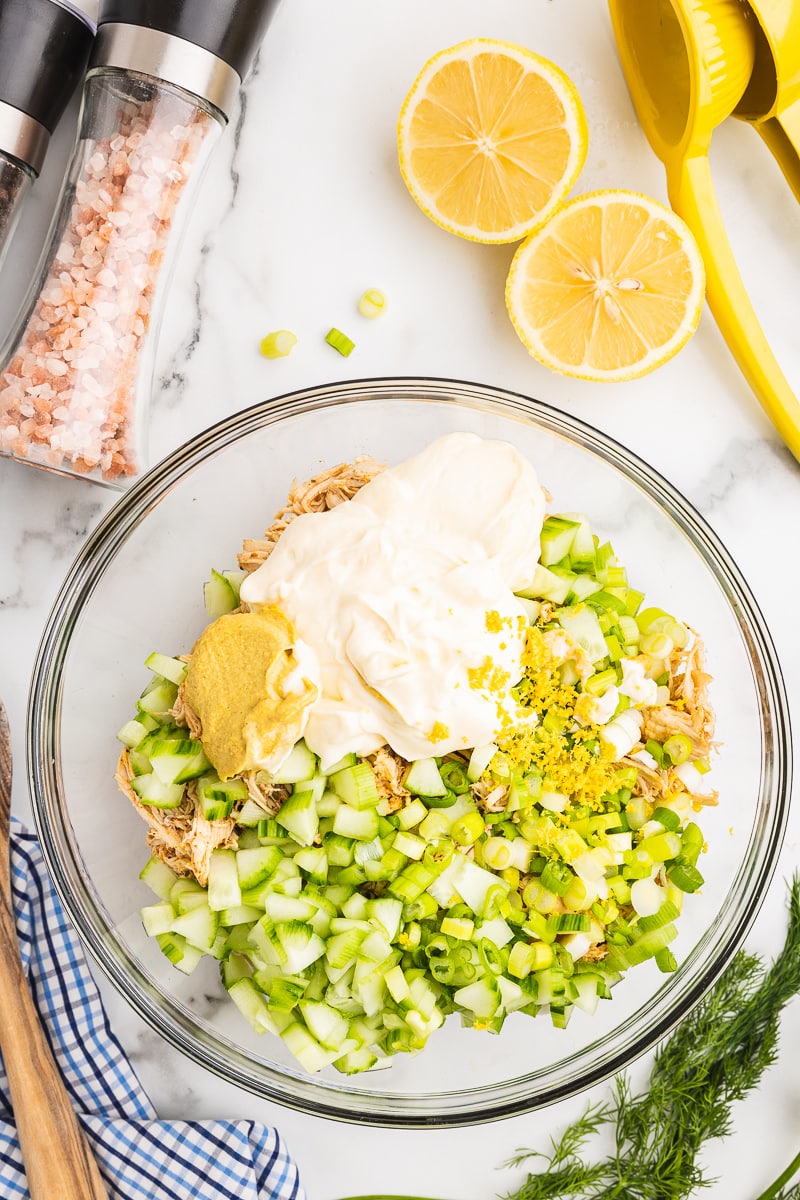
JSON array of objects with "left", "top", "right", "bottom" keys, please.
[
  {"left": 398, "top": 39, "right": 588, "bottom": 244},
  {"left": 505, "top": 190, "right": 706, "bottom": 381}
]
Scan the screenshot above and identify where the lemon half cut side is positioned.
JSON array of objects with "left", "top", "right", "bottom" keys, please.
[
  {"left": 398, "top": 38, "right": 589, "bottom": 245},
  {"left": 505, "top": 190, "right": 706, "bottom": 382}
]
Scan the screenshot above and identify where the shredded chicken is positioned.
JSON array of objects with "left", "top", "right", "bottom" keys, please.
[
  {"left": 472, "top": 779, "right": 508, "bottom": 812},
  {"left": 243, "top": 771, "right": 290, "bottom": 816},
  {"left": 115, "top": 750, "right": 237, "bottom": 885},
  {"left": 368, "top": 746, "right": 409, "bottom": 813},
  {"left": 671, "top": 633, "right": 716, "bottom": 743},
  {"left": 238, "top": 456, "right": 384, "bottom": 574},
  {"left": 640, "top": 633, "right": 715, "bottom": 755},
  {"left": 171, "top": 685, "right": 202, "bottom": 738}
]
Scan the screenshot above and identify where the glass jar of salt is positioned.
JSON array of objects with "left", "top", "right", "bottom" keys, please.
[
  {"left": 0, "top": 0, "right": 94, "bottom": 273},
  {"left": 0, "top": 0, "right": 279, "bottom": 486}
]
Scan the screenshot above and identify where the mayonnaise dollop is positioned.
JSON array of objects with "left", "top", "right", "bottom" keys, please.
[{"left": 240, "top": 432, "right": 546, "bottom": 770}]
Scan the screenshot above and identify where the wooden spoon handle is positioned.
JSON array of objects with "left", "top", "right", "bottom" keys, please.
[{"left": 0, "top": 900, "right": 110, "bottom": 1199}]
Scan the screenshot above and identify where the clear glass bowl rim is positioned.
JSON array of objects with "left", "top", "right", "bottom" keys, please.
[{"left": 27, "top": 376, "right": 792, "bottom": 1127}]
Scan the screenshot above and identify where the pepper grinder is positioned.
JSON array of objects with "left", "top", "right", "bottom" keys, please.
[
  {"left": 0, "top": 0, "right": 94, "bottom": 272},
  {"left": 0, "top": 0, "right": 279, "bottom": 486}
]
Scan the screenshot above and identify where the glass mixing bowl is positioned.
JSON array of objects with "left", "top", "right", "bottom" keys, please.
[{"left": 28, "top": 377, "right": 791, "bottom": 1127}]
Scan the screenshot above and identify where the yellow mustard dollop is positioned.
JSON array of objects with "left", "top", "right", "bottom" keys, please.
[{"left": 183, "top": 605, "right": 318, "bottom": 780}]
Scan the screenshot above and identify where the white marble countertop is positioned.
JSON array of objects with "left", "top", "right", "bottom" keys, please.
[{"left": 1, "top": 2, "right": 799, "bottom": 1197}]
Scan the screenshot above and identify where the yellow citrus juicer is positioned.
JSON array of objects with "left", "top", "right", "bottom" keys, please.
[
  {"left": 608, "top": 0, "right": 800, "bottom": 460},
  {"left": 734, "top": 0, "right": 800, "bottom": 200}
]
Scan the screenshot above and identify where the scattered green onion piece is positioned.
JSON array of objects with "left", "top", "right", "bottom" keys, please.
[
  {"left": 664, "top": 733, "right": 693, "bottom": 765},
  {"left": 325, "top": 327, "right": 355, "bottom": 357},
  {"left": 476, "top": 938, "right": 505, "bottom": 975},
  {"left": 357, "top": 288, "right": 386, "bottom": 318},
  {"left": 640, "top": 631, "right": 674, "bottom": 658},
  {"left": 481, "top": 837, "right": 514, "bottom": 871},
  {"left": 439, "top": 761, "right": 470, "bottom": 794},
  {"left": 584, "top": 668, "right": 618, "bottom": 696},
  {"left": 655, "top": 946, "right": 678, "bottom": 972},
  {"left": 680, "top": 822, "right": 704, "bottom": 866},
  {"left": 668, "top": 860, "right": 705, "bottom": 893},
  {"left": 429, "top": 957, "right": 457, "bottom": 984},
  {"left": 652, "top": 806, "right": 681, "bottom": 832},
  {"left": 645, "top": 739, "right": 667, "bottom": 768},
  {"left": 259, "top": 329, "right": 297, "bottom": 359},
  {"left": 638, "top": 831, "right": 681, "bottom": 863},
  {"left": 548, "top": 911, "right": 591, "bottom": 935},
  {"left": 540, "top": 860, "right": 573, "bottom": 897},
  {"left": 422, "top": 839, "right": 453, "bottom": 873},
  {"left": 441, "top": 915, "right": 474, "bottom": 940},
  {"left": 420, "top": 788, "right": 459, "bottom": 809},
  {"left": 450, "top": 812, "right": 485, "bottom": 847},
  {"left": 403, "top": 892, "right": 438, "bottom": 922}
]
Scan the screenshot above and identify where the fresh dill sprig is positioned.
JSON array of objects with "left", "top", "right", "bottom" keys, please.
[{"left": 504, "top": 874, "right": 800, "bottom": 1200}]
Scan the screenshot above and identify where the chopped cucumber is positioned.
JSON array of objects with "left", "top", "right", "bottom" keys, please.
[
  {"left": 275, "top": 790, "right": 319, "bottom": 847},
  {"left": 330, "top": 762, "right": 380, "bottom": 809},
  {"left": 131, "top": 773, "right": 185, "bottom": 809},
  {"left": 208, "top": 849, "right": 242, "bottom": 912},
  {"left": 197, "top": 772, "right": 248, "bottom": 821},
  {"left": 139, "top": 856, "right": 180, "bottom": 900},
  {"left": 171, "top": 903, "right": 219, "bottom": 951},
  {"left": 271, "top": 740, "right": 317, "bottom": 785},
  {"left": 516, "top": 563, "right": 572, "bottom": 604},
  {"left": 204, "top": 568, "right": 238, "bottom": 619},
  {"left": 144, "top": 652, "right": 188, "bottom": 686},
  {"left": 117, "top": 718, "right": 151, "bottom": 749},
  {"left": 137, "top": 677, "right": 179, "bottom": 716},
  {"left": 141, "top": 901, "right": 175, "bottom": 937},
  {"left": 466, "top": 743, "right": 497, "bottom": 783},
  {"left": 555, "top": 604, "right": 608, "bottom": 665},
  {"left": 236, "top": 845, "right": 283, "bottom": 890},
  {"left": 149, "top": 736, "right": 210, "bottom": 786},
  {"left": 403, "top": 758, "right": 447, "bottom": 797},
  {"left": 540, "top": 515, "right": 581, "bottom": 566}
]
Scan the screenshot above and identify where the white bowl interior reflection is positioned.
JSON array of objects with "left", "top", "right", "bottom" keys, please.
[{"left": 29, "top": 378, "right": 790, "bottom": 1126}]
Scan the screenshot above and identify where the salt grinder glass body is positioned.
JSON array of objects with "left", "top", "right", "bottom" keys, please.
[
  {"left": 0, "top": 0, "right": 279, "bottom": 486},
  {"left": 0, "top": 151, "right": 33, "bottom": 269},
  {"left": 0, "top": 0, "right": 94, "bottom": 272}
]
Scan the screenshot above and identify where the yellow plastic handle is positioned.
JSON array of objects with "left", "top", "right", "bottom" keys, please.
[
  {"left": 756, "top": 96, "right": 800, "bottom": 204},
  {"left": 667, "top": 153, "right": 800, "bottom": 459}
]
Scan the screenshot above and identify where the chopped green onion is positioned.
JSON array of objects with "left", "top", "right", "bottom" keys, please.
[
  {"left": 645, "top": 739, "right": 667, "bottom": 768},
  {"left": 259, "top": 329, "right": 297, "bottom": 359},
  {"left": 584, "top": 667, "right": 618, "bottom": 696},
  {"left": 640, "top": 631, "right": 674, "bottom": 658},
  {"left": 439, "top": 761, "right": 470, "bottom": 794},
  {"left": 325, "top": 327, "right": 355, "bottom": 356},
  {"left": 680, "top": 822, "right": 704, "bottom": 866},
  {"left": 441, "top": 915, "right": 474, "bottom": 940},
  {"left": 450, "top": 811, "right": 485, "bottom": 846},
  {"left": 655, "top": 947, "right": 678, "bottom": 972},
  {"left": 481, "top": 837, "right": 514, "bottom": 871},
  {"left": 540, "top": 860, "right": 573, "bottom": 897},
  {"left": 668, "top": 859, "right": 705, "bottom": 893},
  {"left": 664, "top": 733, "right": 693, "bottom": 765},
  {"left": 652, "top": 806, "right": 681, "bottom": 832},
  {"left": 638, "top": 831, "right": 681, "bottom": 862},
  {"left": 357, "top": 288, "right": 386, "bottom": 318}
]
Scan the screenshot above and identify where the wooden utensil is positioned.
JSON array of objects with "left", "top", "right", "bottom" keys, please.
[{"left": 0, "top": 698, "right": 110, "bottom": 1199}]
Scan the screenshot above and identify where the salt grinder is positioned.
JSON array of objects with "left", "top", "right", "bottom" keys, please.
[
  {"left": 0, "top": 0, "right": 94, "bottom": 271},
  {"left": 0, "top": 0, "right": 279, "bottom": 485}
]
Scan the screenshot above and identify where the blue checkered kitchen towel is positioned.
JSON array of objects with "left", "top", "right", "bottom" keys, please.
[{"left": 1, "top": 821, "right": 305, "bottom": 1200}]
